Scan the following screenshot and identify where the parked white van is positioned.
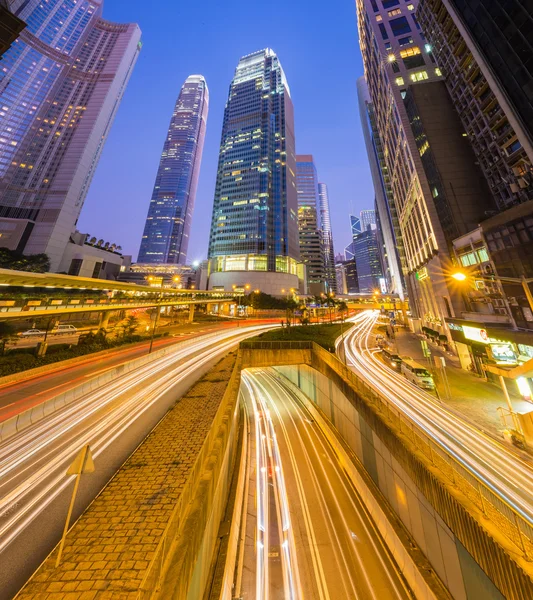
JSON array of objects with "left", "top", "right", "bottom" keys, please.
[{"left": 401, "top": 358, "right": 435, "bottom": 390}]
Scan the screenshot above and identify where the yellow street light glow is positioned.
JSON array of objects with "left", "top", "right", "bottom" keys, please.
[
  {"left": 452, "top": 271, "right": 467, "bottom": 282},
  {"left": 388, "top": 54, "right": 396, "bottom": 62}
]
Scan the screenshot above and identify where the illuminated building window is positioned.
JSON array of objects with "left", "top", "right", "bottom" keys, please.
[
  {"left": 410, "top": 70, "right": 429, "bottom": 82},
  {"left": 395, "top": 76, "right": 405, "bottom": 86}
]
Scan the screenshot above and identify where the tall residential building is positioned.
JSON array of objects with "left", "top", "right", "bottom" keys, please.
[
  {"left": 296, "top": 155, "right": 326, "bottom": 295},
  {"left": 357, "top": 0, "right": 494, "bottom": 339},
  {"left": 318, "top": 183, "right": 337, "bottom": 293},
  {"left": 357, "top": 76, "right": 405, "bottom": 298},
  {"left": 207, "top": 49, "right": 302, "bottom": 294},
  {"left": 417, "top": 0, "right": 533, "bottom": 210},
  {"left": 353, "top": 227, "right": 384, "bottom": 294},
  {"left": 360, "top": 209, "right": 376, "bottom": 232},
  {"left": 138, "top": 75, "right": 209, "bottom": 265},
  {"left": 0, "top": 1, "right": 141, "bottom": 271}
]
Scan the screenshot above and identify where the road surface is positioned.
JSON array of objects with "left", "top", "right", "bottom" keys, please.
[
  {"left": 237, "top": 368, "right": 412, "bottom": 600},
  {"left": 340, "top": 311, "right": 533, "bottom": 537},
  {"left": 0, "top": 320, "right": 271, "bottom": 420},
  {"left": 0, "top": 324, "right": 274, "bottom": 599}
]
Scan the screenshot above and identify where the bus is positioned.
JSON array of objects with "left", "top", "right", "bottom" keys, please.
[
  {"left": 381, "top": 348, "right": 402, "bottom": 371},
  {"left": 401, "top": 358, "right": 435, "bottom": 390}
]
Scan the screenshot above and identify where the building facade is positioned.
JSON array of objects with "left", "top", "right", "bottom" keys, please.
[
  {"left": 207, "top": 49, "right": 302, "bottom": 295},
  {"left": 0, "top": 0, "right": 141, "bottom": 271},
  {"left": 296, "top": 155, "right": 326, "bottom": 295},
  {"left": 138, "top": 75, "right": 208, "bottom": 265},
  {"left": 356, "top": 0, "right": 497, "bottom": 339},
  {"left": 318, "top": 182, "right": 337, "bottom": 293},
  {"left": 360, "top": 209, "right": 376, "bottom": 232},
  {"left": 417, "top": 0, "right": 533, "bottom": 211},
  {"left": 357, "top": 76, "right": 405, "bottom": 298}
]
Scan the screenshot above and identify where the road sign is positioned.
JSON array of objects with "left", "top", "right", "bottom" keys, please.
[
  {"left": 67, "top": 445, "right": 95, "bottom": 475},
  {"left": 57, "top": 445, "right": 94, "bottom": 567}
]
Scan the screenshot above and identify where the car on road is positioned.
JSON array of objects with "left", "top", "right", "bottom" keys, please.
[
  {"left": 19, "top": 329, "right": 46, "bottom": 337},
  {"left": 52, "top": 324, "right": 78, "bottom": 335}
]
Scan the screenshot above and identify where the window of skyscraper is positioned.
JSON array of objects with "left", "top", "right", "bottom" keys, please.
[{"left": 390, "top": 16, "right": 411, "bottom": 36}]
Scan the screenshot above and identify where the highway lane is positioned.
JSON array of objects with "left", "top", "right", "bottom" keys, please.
[
  {"left": 341, "top": 311, "right": 533, "bottom": 529},
  {"left": 238, "top": 368, "right": 412, "bottom": 600},
  {"left": 0, "top": 320, "right": 271, "bottom": 420},
  {"left": 0, "top": 324, "right": 274, "bottom": 599}
]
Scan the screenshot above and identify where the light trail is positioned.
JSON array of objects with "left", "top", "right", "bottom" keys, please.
[
  {"left": 240, "top": 368, "right": 411, "bottom": 599},
  {"left": 341, "top": 311, "right": 533, "bottom": 523},
  {"left": 0, "top": 325, "right": 274, "bottom": 557}
]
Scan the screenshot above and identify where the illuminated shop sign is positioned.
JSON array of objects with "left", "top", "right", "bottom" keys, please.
[
  {"left": 462, "top": 325, "right": 489, "bottom": 343},
  {"left": 489, "top": 343, "right": 517, "bottom": 364}
]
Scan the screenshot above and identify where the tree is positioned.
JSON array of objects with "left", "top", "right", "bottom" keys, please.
[
  {"left": 120, "top": 315, "right": 139, "bottom": 338},
  {"left": 337, "top": 300, "right": 348, "bottom": 321},
  {"left": 0, "top": 247, "right": 50, "bottom": 273}
]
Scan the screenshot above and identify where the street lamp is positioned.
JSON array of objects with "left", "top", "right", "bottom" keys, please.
[
  {"left": 146, "top": 275, "right": 179, "bottom": 354},
  {"left": 451, "top": 270, "right": 533, "bottom": 314}
]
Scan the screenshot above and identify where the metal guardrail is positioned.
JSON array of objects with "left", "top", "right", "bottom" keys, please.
[{"left": 311, "top": 343, "right": 533, "bottom": 560}]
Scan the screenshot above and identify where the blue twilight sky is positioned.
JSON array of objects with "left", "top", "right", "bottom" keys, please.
[{"left": 78, "top": 0, "right": 374, "bottom": 263}]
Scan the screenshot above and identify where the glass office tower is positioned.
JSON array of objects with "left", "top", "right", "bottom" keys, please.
[
  {"left": 139, "top": 75, "right": 209, "bottom": 265},
  {"left": 207, "top": 49, "right": 302, "bottom": 294},
  {"left": 0, "top": 0, "right": 141, "bottom": 270},
  {"left": 318, "top": 182, "right": 337, "bottom": 293},
  {"left": 296, "top": 155, "right": 326, "bottom": 295}
]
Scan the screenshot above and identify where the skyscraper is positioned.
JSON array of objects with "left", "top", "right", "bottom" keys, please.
[
  {"left": 344, "top": 215, "right": 361, "bottom": 261},
  {"left": 207, "top": 49, "right": 302, "bottom": 294},
  {"left": 0, "top": 1, "right": 141, "bottom": 271},
  {"left": 296, "top": 155, "right": 326, "bottom": 295},
  {"left": 360, "top": 209, "right": 376, "bottom": 232},
  {"left": 417, "top": 0, "right": 533, "bottom": 209},
  {"left": 318, "top": 183, "right": 337, "bottom": 293},
  {"left": 357, "top": 77, "right": 405, "bottom": 298},
  {"left": 357, "top": 0, "right": 494, "bottom": 339},
  {"left": 138, "top": 75, "right": 209, "bottom": 265},
  {"left": 353, "top": 227, "right": 384, "bottom": 294}
]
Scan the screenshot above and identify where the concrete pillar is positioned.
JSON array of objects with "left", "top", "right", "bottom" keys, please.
[
  {"left": 188, "top": 304, "right": 195, "bottom": 323},
  {"left": 98, "top": 311, "right": 111, "bottom": 330}
]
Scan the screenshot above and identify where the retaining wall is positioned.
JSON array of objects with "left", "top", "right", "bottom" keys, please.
[{"left": 240, "top": 343, "right": 533, "bottom": 600}]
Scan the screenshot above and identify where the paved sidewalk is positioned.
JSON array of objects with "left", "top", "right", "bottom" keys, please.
[
  {"left": 389, "top": 329, "right": 533, "bottom": 437},
  {"left": 16, "top": 352, "right": 237, "bottom": 600}
]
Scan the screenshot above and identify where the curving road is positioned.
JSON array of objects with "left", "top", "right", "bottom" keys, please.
[
  {"left": 237, "top": 368, "right": 412, "bottom": 600},
  {"left": 0, "top": 324, "right": 274, "bottom": 599},
  {"left": 341, "top": 311, "right": 533, "bottom": 528}
]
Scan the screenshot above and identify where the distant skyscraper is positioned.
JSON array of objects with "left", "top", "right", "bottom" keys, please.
[
  {"left": 207, "top": 49, "right": 301, "bottom": 294},
  {"left": 318, "top": 183, "right": 336, "bottom": 292},
  {"left": 296, "top": 155, "right": 326, "bottom": 295},
  {"left": 139, "top": 75, "right": 208, "bottom": 265},
  {"left": 360, "top": 209, "right": 376, "bottom": 232},
  {"left": 350, "top": 214, "right": 361, "bottom": 237},
  {"left": 353, "top": 228, "right": 384, "bottom": 294},
  {"left": 0, "top": 1, "right": 141, "bottom": 270}
]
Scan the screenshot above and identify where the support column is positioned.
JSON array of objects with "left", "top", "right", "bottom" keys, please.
[
  {"left": 188, "top": 304, "right": 195, "bottom": 323},
  {"left": 98, "top": 311, "right": 111, "bottom": 330}
]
